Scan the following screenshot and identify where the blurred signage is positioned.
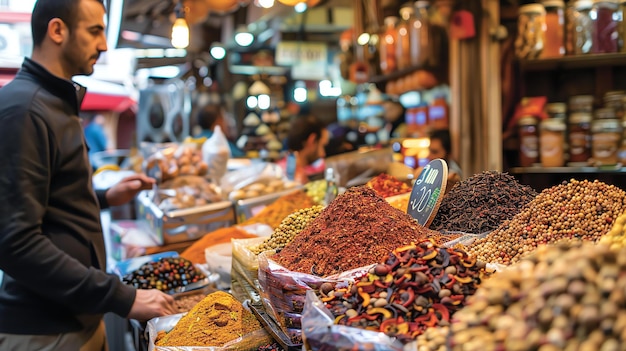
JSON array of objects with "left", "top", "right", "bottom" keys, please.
[{"left": 276, "top": 41, "right": 327, "bottom": 66}]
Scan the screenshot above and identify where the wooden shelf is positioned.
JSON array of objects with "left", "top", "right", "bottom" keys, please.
[
  {"left": 368, "top": 64, "right": 439, "bottom": 84},
  {"left": 509, "top": 166, "right": 626, "bottom": 174},
  {"left": 519, "top": 53, "right": 626, "bottom": 72}
]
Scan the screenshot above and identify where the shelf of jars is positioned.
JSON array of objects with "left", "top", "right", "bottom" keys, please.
[
  {"left": 509, "top": 165, "right": 626, "bottom": 174},
  {"left": 519, "top": 52, "right": 626, "bottom": 72}
]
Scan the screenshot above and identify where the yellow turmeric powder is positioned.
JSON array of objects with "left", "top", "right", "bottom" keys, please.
[
  {"left": 155, "top": 291, "right": 262, "bottom": 347},
  {"left": 240, "top": 190, "right": 315, "bottom": 229}
]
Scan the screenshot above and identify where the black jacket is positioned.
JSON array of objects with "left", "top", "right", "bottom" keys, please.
[{"left": 0, "top": 58, "right": 135, "bottom": 334}]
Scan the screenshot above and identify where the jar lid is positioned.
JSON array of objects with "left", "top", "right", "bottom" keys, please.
[
  {"left": 595, "top": 108, "right": 616, "bottom": 119},
  {"left": 542, "top": 0, "right": 565, "bottom": 7},
  {"left": 592, "top": 119, "right": 622, "bottom": 132},
  {"left": 546, "top": 102, "right": 567, "bottom": 115},
  {"left": 575, "top": 0, "right": 594, "bottom": 8},
  {"left": 384, "top": 16, "right": 399, "bottom": 26},
  {"left": 518, "top": 116, "right": 539, "bottom": 126},
  {"left": 569, "top": 94, "right": 594, "bottom": 103},
  {"left": 541, "top": 118, "right": 566, "bottom": 131},
  {"left": 415, "top": 1, "right": 430, "bottom": 9},
  {"left": 519, "top": 4, "right": 547, "bottom": 14},
  {"left": 569, "top": 112, "right": 593, "bottom": 123},
  {"left": 400, "top": 6, "right": 415, "bottom": 17}
]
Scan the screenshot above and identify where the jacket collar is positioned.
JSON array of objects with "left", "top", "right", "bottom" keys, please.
[{"left": 19, "top": 58, "right": 87, "bottom": 115}]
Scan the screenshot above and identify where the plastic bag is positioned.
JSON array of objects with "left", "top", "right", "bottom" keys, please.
[
  {"left": 202, "top": 126, "right": 231, "bottom": 184},
  {"left": 147, "top": 312, "right": 273, "bottom": 351},
  {"left": 205, "top": 243, "right": 233, "bottom": 290},
  {"left": 220, "top": 162, "right": 286, "bottom": 196},
  {"left": 301, "top": 291, "right": 404, "bottom": 351}
]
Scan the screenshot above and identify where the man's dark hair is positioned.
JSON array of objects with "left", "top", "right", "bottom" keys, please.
[
  {"left": 196, "top": 104, "right": 222, "bottom": 130},
  {"left": 430, "top": 129, "right": 452, "bottom": 155},
  {"left": 286, "top": 115, "right": 324, "bottom": 152},
  {"left": 31, "top": 0, "right": 105, "bottom": 47}
]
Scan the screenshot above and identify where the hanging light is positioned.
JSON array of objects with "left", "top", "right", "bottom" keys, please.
[
  {"left": 234, "top": 25, "right": 254, "bottom": 47},
  {"left": 171, "top": 3, "right": 189, "bottom": 49},
  {"left": 294, "top": 2, "right": 307, "bottom": 12},
  {"left": 294, "top": 81, "right": 307, "bottom": 103},
  {"left": 255, "top": 0, "right": 275, "bottom": 8},
  {"left": 209, "top": 42, "right": 226, "bottom": 60}
]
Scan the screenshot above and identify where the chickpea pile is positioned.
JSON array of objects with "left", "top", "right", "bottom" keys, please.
[
  {"left": 249, "top": 206, "right": 323, "bottom": 255},
  {"left": 407, "top": 327, "right": 449, "bottom": 351},
  {"left": 600, "top": 212, "right": 626, "bottom": 250},
  {"left": 451, "top": 242, "right": 626, "bottom": 351},
  {"left": 304, "top": 180, "right": 327, "bottom": 205},
  {"left": 468, "top": 179, "right": 626, "bottom": 265}
]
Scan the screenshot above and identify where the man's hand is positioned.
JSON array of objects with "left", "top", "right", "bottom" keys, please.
[
  {"left": 127, "top": 289, "right": 177, "bottom": 321},
  {"left": 105, "top": 174, "right": 155, "bottom": 207}
]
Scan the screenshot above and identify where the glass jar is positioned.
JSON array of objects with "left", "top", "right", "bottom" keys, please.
[
  {"left": 397, "top": 6, "right": 415, "bottom": 70},
  {"left": 591, "top": 0, "right": 620, "bottom": 53},
  {"left": 540, "top": 118, "right": 567, "bottom": 167},
  {"left": 568, "top": 112, "right": 592, "bottom": 164},
  {"left": 603, "top": 90, "right": 626, "bottom": 119},
  {"left": 515, "top": 4, "right": 547, "bottom": 59},
  {"left": 546, "top": 102, "right": 568, "bottom": 119},
  {"left": 413, "top": 1, "right": 431, "bottom": 67},
  {"left": 572, "top": 0, "right": 594, "bottom": 54},
  {"left": 569, "top": 94, "right": 595, "bottom": 113},
  {"left": 518, "top": 116, "right": 540, "bottom": 167},
  {"left": 592, "top": 118, "right": 622, "bottom": 165},
  {"left": 619, "top": 121, "right": 626, "bottom": 164},
  {"left": 595, "top": 107, "right": 617, "bottom": 119},
  {"left": 380, "top": 16, "right": 399, "bottom": 75},
  {"left": 543, "top": 0, "right": 566, "bottom": 57}
]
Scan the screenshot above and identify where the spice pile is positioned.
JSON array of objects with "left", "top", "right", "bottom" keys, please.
[
  {"left": 468, "top": 179, "right": 626, "bottom": 265},
  {"left": 181, "top": 227, "right": 257, "bottom": 264},
  {"left": 249, "top": 206, "right": 324, "bottom": 255},
  {"left": 366, "top": 173, "right": 412, "bottom": 198},
  {"left": 430, "top": 171, "right": 537, "bottom": 233},
  {"left": 273, "top": 187, "right": 446, "bottom": 277},
  {"left": 156, "top": 291, "right": 262, "bottom": 347},
  {"left": 323, "top": 240, "right": 491, "bottom": 343},
  {"left": 122, "top": 257, "right": 205, "bottom": 292},
  {"left": 451, "top": 242, "right": 626, "bottom": 351},
  {"left": 240, "top": 190, "right": 316, "bottom": 229},
  {"left": 600, "top": 211, "right": 626, "bottom": 250}
]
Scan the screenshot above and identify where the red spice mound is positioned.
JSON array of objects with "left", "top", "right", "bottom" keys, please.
[
  {"left": 366, "top": 173, "right": 412, "bottom": 198},
  {"left": 273, "top": 186, "right": 444, "bottom": 277}
]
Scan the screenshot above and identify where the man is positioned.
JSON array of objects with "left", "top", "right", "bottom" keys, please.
[
  {"left": 280, "top": 115, "right": 329, "bottom": 184},
  {"left": 195, "top": 104, "right": 245, "bottom": 157},
  {"left": 0, "top": 0, "right": 176, "bottom": 350},
  {"left": 427, "top": 129, "right": 463, "bottom": 190},
  {"left": 84, "top": 114, "right": 110, "bottom": 167}
]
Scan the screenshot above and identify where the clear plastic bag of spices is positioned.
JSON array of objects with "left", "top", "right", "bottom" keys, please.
[
  {"left": 542, "top": 0, "right": 566, "bottom": 57},
  {"left": 572, "top": 0, "right": 594, "bottom": 54},
  {"left": 515, "top": 4, "right": 547, "bottom": 59},
  {"left": 591, "top": 0, "right": 620, "bottom": 53}
]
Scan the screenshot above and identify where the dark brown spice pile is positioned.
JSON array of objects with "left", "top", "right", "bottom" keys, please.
[
  {"left": 273, "top": 186, "right": 445, "bottom": 277},
  {"left": 430, "top": 171, "right": 537, "bottom": 234}
]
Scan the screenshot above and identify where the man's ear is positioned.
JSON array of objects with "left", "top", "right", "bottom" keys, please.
[
  {"left": 47, "top": 18, "right": 67, "bottom": 45},
  {"left": 305, "top": 133, "right": 317, "bottom": 148}
]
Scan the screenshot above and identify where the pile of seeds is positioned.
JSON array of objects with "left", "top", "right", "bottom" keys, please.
[
  {"left": 600, "top": 211, "right": 626, "bottom": 250},
  {"left": 412, "top": 327, "right": 449, "bottom": 351},
  {"left": 451, "top": 241, "right": 626, "bottom": 351},
  {"left": 468, "top": 179, "right": 626, "bottom": 265},
  {"left": 273, "top": 187, "right": 446, "bottom": 277},
  {"left": 249, "top": 206, "right": 324, "bottom": 255},
  {"left": 323, "top": 240, "right": 491, "bottom": 343},
  {"left": 430, "top": 171, "right": 537, "bottom": 233}
]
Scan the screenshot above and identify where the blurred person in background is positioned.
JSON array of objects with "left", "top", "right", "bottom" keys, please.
[
  {"left": 427, "top": 129, "right": 463, "bottom": 190},
  {"left": 278, "top": 115, "right": 330, "bottom": 184},
  {"left": 381, "top": 98, "right": 408, "bottom": 139},
  {"left": 83, "top": 113, "right": 110, "bottom": 167},
  {"left": 0, "top": 0, "right": 176, "bottom": 350},
  {"left": 195, "top": 104, "right": 245, "bottom": 157}
]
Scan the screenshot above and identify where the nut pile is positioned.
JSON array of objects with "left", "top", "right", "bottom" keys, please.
[
  {"left": 145, "top": 145, "right": 208, "bottom": 181},
  {"left": 122, "top": 257, "right": 205, "bottom": 292},
  {"left": 451, "top": 241, "right": 626, "bottom": 351},
  {"left": 468, "top": 179, "right": 626, "bottom": 265},
  {"left": 323, "top": 240, "right": 491, "bottom": 343},
  {"left": 411, "top": 327, "right": 449, "bottom": 351},
  {"left": 430, "top": 171, "right": 537, "bottom": 234},
  {"left": 249, "top": 205, "right": 324, "bottom": 255},
  {"left": 304, "top": 179, "right": 327, "bottom": 205},
  {"left": 600, "top": 211, "right": 626, "bottom": 250}
]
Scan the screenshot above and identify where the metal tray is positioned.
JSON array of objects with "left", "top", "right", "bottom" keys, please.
[
  {"left": 137, "top": 191, "right": 236, "bottom": 245},
  {"left": 249, "top": 303, "right": 302, "bottom": 351},
  {"left": 234, "top": 187, "right": 303, "bottom": 224}
]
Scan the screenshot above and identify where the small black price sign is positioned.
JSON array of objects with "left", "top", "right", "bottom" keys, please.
[{"left": 408, "top": 159, "right": 448, "bottom": 227}]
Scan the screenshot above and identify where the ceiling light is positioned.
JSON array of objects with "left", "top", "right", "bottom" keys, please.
[
  {"left": 209, "top": 43, "right": 226, "bottom": 60},
  {"left": 234, "top": 27, "right": 254, "bottom": 47},
  {"left": 294, "top": 2, "right": 307, "bottom": 12},
  {"left": 255, "top": 0, "right": 275, "bottom": 8},
  {"left": 294, "top": 81, "right": 307, "bottom": 103},
  {"left": 171, "top": 4, "right": 189, "bottom": 49},
  {"left": 258, "top": 94, "right": 271, "bottom": 110},
  {"left": 357, "top": 33, "right": 370, "bottom": 46},
  {"left": 247, "top": 96, "right": 258, "bottom": 109}
]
